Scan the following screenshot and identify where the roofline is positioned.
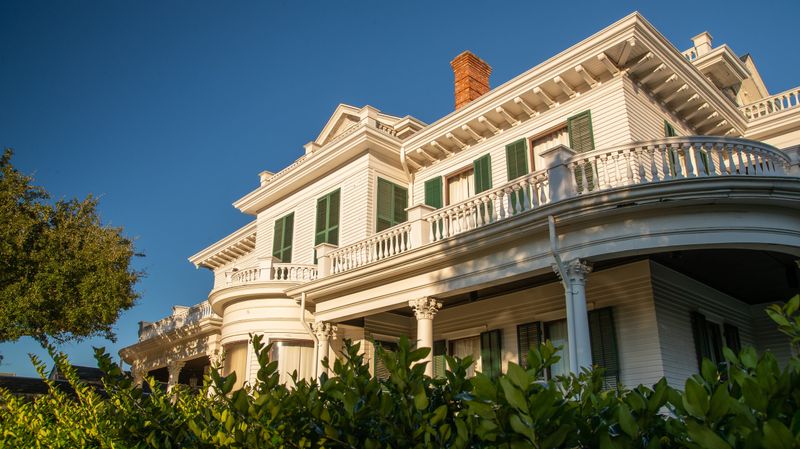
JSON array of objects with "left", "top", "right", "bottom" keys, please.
[
  {"left": 188, "top": 220, "right": 257, "bottom": 268},
  {"left": 403, "top": 11, "right": 746, "bottom": 151}
]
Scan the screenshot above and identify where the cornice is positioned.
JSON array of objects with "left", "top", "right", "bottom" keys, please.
[
  {"left": 188, "top": 221, "right": 257, "bottom": 270},
  {"left": 233, "top": 124, "right": 404, "bottom": 215}
]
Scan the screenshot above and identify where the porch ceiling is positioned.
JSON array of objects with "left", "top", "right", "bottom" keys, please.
[{"left": 650, "top": 249, "right": 799, "bottom": 305}]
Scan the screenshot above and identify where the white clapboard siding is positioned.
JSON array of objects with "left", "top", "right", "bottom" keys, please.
[
  {"left": 749, "top": 302, "right": 793, "bottom": 366},
  {"left": 364, "top": 259, "right": 663, "bottom": 387},
  {"left": 411, "top": 77, "right": 631, "bottom": 205},
  {"left": 622, "top": 76, "right": 695, "bottom": 141},
  {"left": 651, "top": 261, "right": 756, "bottom": 388},
  {"left": 252, "top": 153, "right": 372, "bottom": 265}
]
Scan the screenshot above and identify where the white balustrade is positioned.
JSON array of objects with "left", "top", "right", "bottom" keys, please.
[
  {"left": 230, "top": 266, "right": 261, "bottom": 285},
  {"left": 138, "top": 301, "right": 217, "bottom": 341},
  {"left": 329, "top": 223, "right": 412, "bottom": 274},
  {"left": 426, "top": 170, "right": 550, "bottom": 243},
  {"left": 272, "top": 263, "right": 318, "bottom": 281},
  {"left": 740, "top": 86, "right": 800, "bottom": 120},
  {"left": 568, "top": 137, "right": 791, "bottom": 195}
]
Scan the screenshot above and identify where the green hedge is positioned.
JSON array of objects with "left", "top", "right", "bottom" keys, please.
[{"left": 2, "top": 297, "right": 799, "bottom": 449}]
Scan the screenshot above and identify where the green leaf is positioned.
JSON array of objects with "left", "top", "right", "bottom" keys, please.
[
  {"left": 683, "top": 378, "right": 710, "bottom": 419},
  {"left": 618, "top": 403, "right": 639, "bottom": 438},
  {"left": 414, "top": 389, "right": 429, "bottom": 411},
  {"left": 500, "top": 377, "right": 528, "bottom": 413},
  {"left": 506, "top": 363, "right": 529, "bottom": 392},
  {"left": 686, "top": 420, "right": 733, "bottom": 449},
  {"left": 740, "top": 347, "right": 758, "bottom": 369},
  {"left": 708, "top": 383, "right": 731, "bottom": 421},
  {"left": 430, "top": 405, "right": 447, "bottom": 425},
  {"left": 509, "top": 413, "right": 535, "bottom": 442},
  {"left": 762, "top": 419, "right": 794, "bottom": 449}
]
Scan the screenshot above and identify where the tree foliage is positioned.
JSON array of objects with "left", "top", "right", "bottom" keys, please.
[
  {"left": 0, "top": 148, "right": 141, "bottom": 345},
  {"left": 1, "top": 297, "right": 799, "bottom": 448}
]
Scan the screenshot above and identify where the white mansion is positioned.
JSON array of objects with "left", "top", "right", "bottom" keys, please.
[{"left": 120, "top": 13, "right": 800, "bottom": 391}]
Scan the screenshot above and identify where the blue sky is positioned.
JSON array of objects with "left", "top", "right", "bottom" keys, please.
[{"left": 1, "top": 0, "right": 798, "bottom": 376}]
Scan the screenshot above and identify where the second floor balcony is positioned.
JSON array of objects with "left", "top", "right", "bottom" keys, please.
[{"left": 315, "top": 136, "right": 797, "bottom": 277}]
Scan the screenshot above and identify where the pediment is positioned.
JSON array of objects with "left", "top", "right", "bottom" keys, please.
[{"left": 316, "top": 104, "right": 364, "bottom": 146}]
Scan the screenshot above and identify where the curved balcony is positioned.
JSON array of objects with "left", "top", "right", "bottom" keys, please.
[
  {"left": 317, "top": 137, "right": 796, "bottom": 278},
  {"left": 229, "top": 262, "right": 318, "bottom": 286},
  {"left": 138, "top": 301, "right": 219, "bottom": 342}
]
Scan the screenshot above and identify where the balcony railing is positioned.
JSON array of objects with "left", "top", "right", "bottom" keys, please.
[
  {"left": 426, "top": 170, "right": 549, "bottom": 243},
  {"left": 314, "top": 137, "right": 794, "bottom": 277},
  {"left": 330, "top": 223, "right": 412, "bottom": 274},
  {"left": 138, "top": 301, "right": 217, "bottom": 341},
  {"left": 228, "top": 261, "right": 318, "bottom": 286},
  {"left": 740, "top": 86, "right": 800, "bottom": 120},
  {"left": 569, "top": 137, "right": 790, "bottom": 194}
]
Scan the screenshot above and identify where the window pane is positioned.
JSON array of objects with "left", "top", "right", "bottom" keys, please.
[
  {"left": 223, "top": 341, "right": 248, "bottom": 391},
  {"left": 270, "top": 340, "right": 314, "bottom": 387},
  {"left": 447, "top": 170, "right": 474, "bottom": 205},
  {"left": 546, "top": 320, "right": 570, "bottom": 377},
  {"left": 449, "top": 336, "right": 480, "bottom": 377}
]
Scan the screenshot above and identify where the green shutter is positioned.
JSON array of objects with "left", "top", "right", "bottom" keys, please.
[
  {"left": 589, "top": 307, "right": 619, "bottom": 389},
  {"left": 424, "top": 177, "right": 443, "bottom": 209},
  {"left": 723, "top": 323, "right": 741, "bottom": 354},
  {"left": 272, "top": 213, "right": 294, "bottom": 262},
  {"left": 690, "top": 311, "right": 711, "bottom": 370},
  {"left": 432, "top": 340, "right": 447, "bottom": 379},
  {"left": 376, "top": 178, "right": 408, "bottom": 232},
  {"left": 505, "top": 139, "right": 529, "bottom": 181},
  {"left": 473, "top": 154, "right": 492, "bottom": 194},
  {"left": 517, "top": 322, "right": 542, "bottom": 369},
  {"left": 664, "top": 120, "right": 678, "bottom": 137},
  {"left": 567, "top": 110, "right": 595, "bottom": 153},
  {"left": 480, "top": 329, "right": 502, "bottom": 378},
  {"left": 315, "top": 189, "right": 340, "bottom": 246}
]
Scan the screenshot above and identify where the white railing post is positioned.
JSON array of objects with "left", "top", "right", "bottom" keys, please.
[
  {"left": 315, "top": 243, "right": 338, "bottom": 278},
  {"left": 257, "top": 257, "right": 275, "bottom": 282},
  {"left": 406, "top": 204, "right": 436, "bottom": 248},
  {"left": 540, "top": 144, "right": 578, "bottom": 203}
]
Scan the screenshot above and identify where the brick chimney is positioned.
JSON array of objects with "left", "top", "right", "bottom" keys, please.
[{"left": 451, "top": 51, "right": 492, "bottom": 110}]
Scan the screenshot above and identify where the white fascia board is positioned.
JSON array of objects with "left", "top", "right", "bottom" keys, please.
[
  {"left": 188, "top": 220, "right": 257, "bottom": 268},
  {"left": 233, "top": 125, "right": 403, "bottom": 215},
  {"left": 625, "top": 20, "right": 748, "bottom": 133}
]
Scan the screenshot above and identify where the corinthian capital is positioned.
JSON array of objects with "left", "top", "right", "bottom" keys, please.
[
  {"left": 313, "top": 322, "right": 338, "bottom": 340},
  {"left": 553, "top": 258, "right": 593, "bottom": 283},
  {"left": 408, "top": 297, "right": 442, "bottom": 320}
]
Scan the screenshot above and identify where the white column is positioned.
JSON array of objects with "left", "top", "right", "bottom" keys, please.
[
  {"left": 409, "top": 297, "right": 442, "bottom": 377},
  {"left": 313, "top": 322, "right": 338, "bottom": 377},
  {"left": 166, "top": 360, "right": 185, "bottom": 392},
  {"left": 554, "top": 259, "right": 593, "bottom": 372}
]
